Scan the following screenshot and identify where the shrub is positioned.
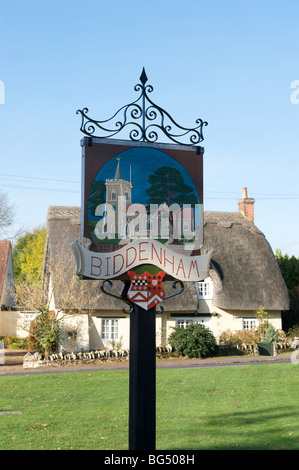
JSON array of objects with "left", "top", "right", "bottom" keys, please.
[
  {"left": 255, "top": 306, "right": 272, "bottom": 343},
  {"left": 276, "top": 329, "right": 287, "bottom": 343},
  {"left": 219, "top": 326, "right": 285, "bottom": 351},
  {"left": 218, "top": 329, "right": 256, "bottom": 353},
  {"left": 168, "top": 322, "right": 218, "bottom": 359},
  {"left": 2, "top": 334, "right": 17, "bottom": 348},
  {"left": 287, "top": 324, "right": 299, "bottom": 340},
  {"left": 237, "top": 329, "right": 256, "bottom": 346},
  {"left": 264, "top": 324, "right": 277, "bottom": 343},
  {"left": 28, "top": 309, "right": 59, "bottom": 357},
  {"left": 218, "top": 329, "right": 243, "bottom": 350},
  {"left": 2, "top": 335, "right": 31, "bottom": 350}
]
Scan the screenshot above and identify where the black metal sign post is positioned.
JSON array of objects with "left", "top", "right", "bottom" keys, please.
[
  {"left": 101, "top": 280, "right": 156, "bottom": 450},
  {"left": 118, "top": 280, "right": 156, "bottom": 450},
  {"left": 129, "top": 303, "right": 156, "bottom": 450},
  {"left": 101, "top": 279, "right": 185, "bottom": 451}
]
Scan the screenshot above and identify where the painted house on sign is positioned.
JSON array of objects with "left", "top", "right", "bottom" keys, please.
[{"left": 42, "top": 187, "right": 289, "bottom": 353}]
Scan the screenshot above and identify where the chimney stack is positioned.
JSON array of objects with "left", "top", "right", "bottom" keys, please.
[{"left": 238, "top": 187, "right": 255, "bottom": 223}]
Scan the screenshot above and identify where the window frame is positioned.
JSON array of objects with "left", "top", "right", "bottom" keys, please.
[
  {"left": 23, "top": 313, "right": 37, "bottom": 331},
  {"left": 176, "top": 316, "right": 211, "bottom": 329},
  {"left": 243, "top": 318, "right": 258, "bottom": 330},
  {"left": 197, "top": 277, "right": 213, "bottom": 299},
  {"left": 101, "top": 318, "right": 119, "bottom": 340}
]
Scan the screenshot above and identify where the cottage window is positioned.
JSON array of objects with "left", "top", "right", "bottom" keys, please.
[
  {"left": 243, "top": 318, "right": 258, "bottom": 330},
  {"left": 177, "top": 319, "right": 193, "bottom": 329},
  {"left": 102, "top": 319, "right": 119, "bottom": 340},
  {"left": 176, "top": 317, "right": 211, "bottom": 329},
  {"left": 23, "top": 313, "right": 36, "bottom": 331},
  {"left": 197, "top": 277, "right": 213, "bottom": 299}
]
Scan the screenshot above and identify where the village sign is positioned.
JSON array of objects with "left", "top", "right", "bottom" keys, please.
[
  {"left": 72, "top": 69, "right": 211, "bottom": 311},
  {"left": 73, "top": 69, "right": 209, "bottom": 450}
]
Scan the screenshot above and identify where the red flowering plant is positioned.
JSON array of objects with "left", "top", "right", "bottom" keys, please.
[{"left": 2, "top": 335, "right": 30, "bottom": 350}]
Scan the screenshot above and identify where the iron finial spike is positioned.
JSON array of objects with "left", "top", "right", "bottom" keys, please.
[{"left": 140, "top": 67, "right": 148, "bottom": 86}]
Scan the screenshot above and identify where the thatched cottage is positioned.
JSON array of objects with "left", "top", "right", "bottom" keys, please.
[{"left": 43, "top": 189, "right": 289, "bottom": 352}]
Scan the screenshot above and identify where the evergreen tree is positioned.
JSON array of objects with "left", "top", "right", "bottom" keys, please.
[
  {"left": 88, "top": 180, "right": 106, "bottom": 216},
  {"left": 146, "top": 166, "right": 197, "bottom": 207}
]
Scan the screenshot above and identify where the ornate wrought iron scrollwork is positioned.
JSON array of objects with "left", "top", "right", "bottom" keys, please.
[
  {"left": 100, "top": 280, "right": 134, "bottom": 314},
  {"left": 100, "top": 279, "right": 184, "bottom": 315},
  {"left": 77, "top": 68, "right": 208, "bottom": 146},
  {"left": 156, "top": 280, "right": 185, "bottom": 314}
]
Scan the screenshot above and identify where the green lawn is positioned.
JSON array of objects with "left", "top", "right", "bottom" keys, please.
[{"left": 0, "top": 363, "right": 299, "bottom": 450}]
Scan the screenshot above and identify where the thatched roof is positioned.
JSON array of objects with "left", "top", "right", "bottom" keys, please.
[
  {"left": 43, "top": 207, "right": 120, "bottom": 311},
  {"left": 44, "top": 206, "right": 289, "bottom": 313},
  {"left": 204, "top": 211, "right": 289, "bottom": 311}
]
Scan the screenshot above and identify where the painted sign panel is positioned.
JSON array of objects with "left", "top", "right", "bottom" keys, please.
[{"left": 72, "top": 137, "right": 210, "bottom": 288}]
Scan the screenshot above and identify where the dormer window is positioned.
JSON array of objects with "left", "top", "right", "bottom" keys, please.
[{"left": 197, "top": 277, "right": 213, "bottom": 299}]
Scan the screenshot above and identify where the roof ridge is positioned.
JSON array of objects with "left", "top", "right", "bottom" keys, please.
[{"left": 47, "top": 206, "right": 81, "bottom": 221}]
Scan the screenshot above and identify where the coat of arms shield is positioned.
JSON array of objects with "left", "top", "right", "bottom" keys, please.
[{"left": 127, "top": 270, "right": 166, "bottom": 310}]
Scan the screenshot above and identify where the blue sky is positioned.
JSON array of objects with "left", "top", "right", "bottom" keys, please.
[{"left": 0, "top": 0, "right": 299, "bottom": 256}]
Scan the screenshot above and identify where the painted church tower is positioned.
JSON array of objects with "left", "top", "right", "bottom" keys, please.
[
  {"left": 105, "top": 158, "right": 133, "bottom": 237},
  {"left": 105, "top": 158, "right": 132, "bottom": 205}
]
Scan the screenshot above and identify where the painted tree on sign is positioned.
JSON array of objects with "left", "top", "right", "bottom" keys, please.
[
  {"left": 146, "top": 166, "right": 197, "bottom": 207},
  {"left": 88, "top": 179, "right": 106, "bottom": 216},
  {"left": 146, "top": 166, "right": 198, "bottom": 242}
]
